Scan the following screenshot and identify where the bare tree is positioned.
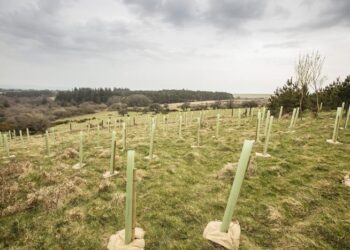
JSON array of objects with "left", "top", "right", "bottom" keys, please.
[
  {"left": 309, "top": 52, "right": 326, "bottom": 116},
  {"left": 295, "top": 51, "right": 325, "bottom": 118}
]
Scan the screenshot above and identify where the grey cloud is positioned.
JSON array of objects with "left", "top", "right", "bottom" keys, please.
[
  {"left": 123, "top": 0, "right": 269, "bottom": 29},
  {"left": 123, "top": 0, "right": 198, "bottom": 25},
  {"left": 0, "top": 0, "right": 146, "bottom": 57},
  {"left": 263, "top": 41, "right": 302, "bottom": 49},
  {"left": 281, "top": 0, "right": 350, "bottom": 32},
  {"left": 311, "top": 0, "right": 350, "bottom": 28},
  {"left": 205, "top": 0, "right": 268, "bottom": 28}
]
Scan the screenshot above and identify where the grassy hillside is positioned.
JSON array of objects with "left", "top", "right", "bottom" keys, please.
[{"left": 1, "top": 109, "right": 349, "bottom": 249}]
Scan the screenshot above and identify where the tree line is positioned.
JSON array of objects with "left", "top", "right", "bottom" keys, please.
[{"left": 55, "top": 88, "right": 233, "bottom": 105}]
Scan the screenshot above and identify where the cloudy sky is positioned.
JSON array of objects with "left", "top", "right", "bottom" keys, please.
[{"left": 0, "top": 0, "right": 349, "bottom": 93}]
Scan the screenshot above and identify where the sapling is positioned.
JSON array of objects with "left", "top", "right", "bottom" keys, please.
[{"left": 220, "top": 140, "right": 255, "bottom": 232}]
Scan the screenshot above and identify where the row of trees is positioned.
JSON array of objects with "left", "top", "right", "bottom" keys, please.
[{"left": 55, "top": 88, "right": 233, "bottom": 105}]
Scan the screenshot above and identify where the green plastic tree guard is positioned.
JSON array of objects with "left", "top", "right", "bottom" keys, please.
[
  {"left": 179, "top": 115, "right": 183, "bottom": 138},
  {"left": 19, "top": 130, "right": 23, "bottom": 144},
  {"left": 110, "top": 131, "right": 116, "bottom": 173},
  {"left": 45, "top": 130, "right": 50, "bottom": 156},
  {"left": 289, "top": 108, "right": 296, "bottom": 128},
  {"left": 264, "top": 110, "right": 270, "bottom": 136},
  {"left": 4, "top": 134, "right": 10, "bottom": 157},
  {"left": 256, "top": 111, "right": 261, "bottom": 142},
  {"left": 149, "top": 123, "right": 155, "bottom": 158},
  {"left": 278, "top": 106, "right": 283, "bottom": 120},
  {"left": 320, "top": 102, "right": 323, "bottom": 111},
  {"left": 220, "top": 139, "right": 255, "bottom": 232},
  {"left": 197, "top": 117, "right": 201, "bottom": 146},
  {"left": 263, "top": 116, "right": 274, "bottom": 155},
  {"left": 79, "top": 131, "right": 84, "bottom": 167},
  {"left": 293, "top": 107, "right": 299, "bottom": 126},
  {"left": 97, "top": 124, "right": 101, "bottom": 147},
  {"left": 125, "top": 150, "right": 135, "bottom": 244},
  {"left": 345, "top": 106, "right": 350, "bottom": 129},
  {"left": 332, "top": 107, "right": 342, "bottom": 142},
  {"left": 216, "top": 114, "right": 220, "bottom": 138},
  {"left": 122, "top": 122, "right": 126, "bottom": 151},
  {"left": 26, "top": 128, "right": 30, "bottom": 141}
]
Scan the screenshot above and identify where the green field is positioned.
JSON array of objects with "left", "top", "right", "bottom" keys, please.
[{"left": 1, "top": 109, "right": 349, "bottom": 249}]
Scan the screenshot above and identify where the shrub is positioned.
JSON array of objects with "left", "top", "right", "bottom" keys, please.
[{"left": 125, "top": 94, "right": 152, "bottom": 107}]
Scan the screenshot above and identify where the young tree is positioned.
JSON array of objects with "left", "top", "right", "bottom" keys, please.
[
  {"left": 295, "top": 53, "right": 312, "bottom": 118},
  {"left": 295, "top": 51, "right": 325, "bottom": 118},
  {"left": 309, "top": 52, "right": 326, "bottom": 116}
]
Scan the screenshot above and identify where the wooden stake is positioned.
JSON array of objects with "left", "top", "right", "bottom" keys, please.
[{"left": 220, "top": 140, "right": 254, "bottom": 232}]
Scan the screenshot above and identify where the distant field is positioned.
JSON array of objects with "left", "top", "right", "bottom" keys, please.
[
  {"left": 169, "top": 94, "right": 270, "bottom": 109},
  {"left": 1, "top": 108, "right": 349, "bottom": 249}
]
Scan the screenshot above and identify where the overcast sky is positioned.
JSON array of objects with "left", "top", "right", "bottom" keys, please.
[{"left": 0, "top": 0, "right": 349, "bottom": 93}]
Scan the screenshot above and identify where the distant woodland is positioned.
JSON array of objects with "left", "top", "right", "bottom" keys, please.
[{"left": 0, "top": 88, "right": 235, "bottom": 132}]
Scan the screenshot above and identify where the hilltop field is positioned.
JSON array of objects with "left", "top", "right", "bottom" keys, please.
[{"left": 0, "top": 108, "right": 349, "bottom": 249}]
